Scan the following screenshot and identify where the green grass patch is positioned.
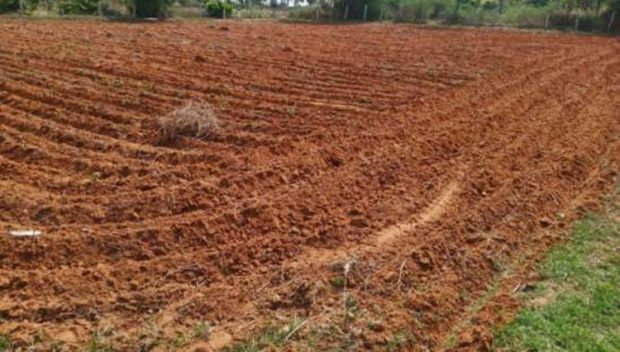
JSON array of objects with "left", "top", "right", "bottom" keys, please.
[
  {"left": 494, "top": 207, "right": 619, "bottom": 351},
  {"left": 0, "top": 335, "right": 11, "bottom": 351},
  {"left": 225, "top": 318, "right": 306, "bottom": 352}
]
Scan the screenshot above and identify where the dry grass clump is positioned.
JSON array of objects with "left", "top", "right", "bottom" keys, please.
[{"left": 158, "top": 102, "right": 220, "bottom": 145}]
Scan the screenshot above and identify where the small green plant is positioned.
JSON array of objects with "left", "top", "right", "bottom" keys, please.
[
  {"left": 173, "top": 331, "right": 189, "bottom": 347},
  {"left": 345, "top": 297, "right": 359, "bottom": 321},
  {"left": 0, "top": 335, "right": 12, "bottom": 352},
  {"left": 385, "top": 331, "right": 414, "bottom": 351},
  {"left": 192, "top": 321, "right": 210, "bottom": 340},
  {"left": 330, "top": 276, "right": 345, "bottom": 288},
  {"left": 225, "top": 319, "right": 306, "bottom": 352},
  {"left": 287, "top": 107, "right": 296, "bottom": 118},
  {"left": 88, "top": 332, "right": 115, "bottom": 352}
]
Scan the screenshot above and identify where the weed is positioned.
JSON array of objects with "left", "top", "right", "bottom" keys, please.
[
  {"left": 489, "top": 253, "right": 509, "bottom": 272},
  {"left": 173, "top": 331, "right": 189, "bottom": 348},
  {"left": 345, "top": 297, "right": 359, "bottom": 322},
  {"left": 88, "top": 332, "right": 115, "bottom": 352},
  {"left": 427, "top": 68, "right": 435, "bottom": 77},
  {"left": 287, "top": 107, "right": 296, "bottom": 118},
  {"left": 385, "top": 331, "right": 414, "bottom": 351},
  {"left": 225, "top": 318, "right": 306, "bottom": 352},
  {"left": 0, "top": 335, "right": 11, "bottom": 352},
  {"left": 192, "top": 321, "right": 210, "bottom": 340},
  {"left": 330, "top": 276, "right": 345, "bottom": 288},
  {"left": 50, "top": 340, "right": 65, "bottom": 352}
]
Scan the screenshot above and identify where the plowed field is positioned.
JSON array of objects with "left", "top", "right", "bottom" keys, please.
[{"left": 0, "top": 20, "right": 618, "bottom": 351}]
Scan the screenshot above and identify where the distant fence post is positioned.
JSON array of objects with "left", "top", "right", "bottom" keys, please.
[
  {"left": 98, "top": 0, "right": 102, "bottom": 17},
  {"left": 316, "top": 7, "right": 319, "bottom": 20},
  {"left": 574, "top": 16, "right": 579, "bottom": 31},
  {"left": 363, "top": 4, "right": 368, "bottom": 20},
  {"left": 344, "top": 4, "right": 348, "bottom": 20},
  {"left": 545, "top": 15, "right": 549, "bottom": 29},
  {"left": 19, "top": 0, "right": 24, "bottom": 15},
  {"left": 609, "top": 11, "right": 617, "bottom": 31}
]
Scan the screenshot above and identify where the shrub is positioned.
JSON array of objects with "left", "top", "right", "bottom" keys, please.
[
  {"left": 500, "top": 5, "right": 550, "bottom": 27},
  {"left": 450, "top": 4, "right": 502, "bottom": 25},
  {"left": 575, "top": 12, "right": 606, "bottom": 31},
  {"left": 130, "top": 0, "right": 174, "bottom": 18},
  {"left": 288, "top": 4, "right": 334, "bottom": 20},
  {"left": 334, "top": 0, "right": 383, "bottom": 20},
  {"left": 392, "top": 0, "right": 452, "bottom": 22},
  {"left": 0, "top": 0, "right": 19, "bottom": 13},
  {"left": 205, "top": 0, "right": 233, "bottom": 18},
  {"left": 234, "top": 7, "right": 289, "bottom": 19},
  {"left": 57, "top": 0, "right": 99, "bottom": 15},
  {"left": 158, "top": 102, "right": 220, "bottom": 145},
  {"left": 547, "top": 10, "right": 573, "bottom": 27}
]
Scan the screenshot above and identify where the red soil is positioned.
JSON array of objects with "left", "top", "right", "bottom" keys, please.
[{"left": 0, "top": 20, "right": 618, "bottom": 350}]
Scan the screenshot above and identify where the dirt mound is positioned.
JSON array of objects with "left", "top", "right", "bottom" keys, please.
[{"left": 0, "top": 20, "right": 618, "bottom": 350}]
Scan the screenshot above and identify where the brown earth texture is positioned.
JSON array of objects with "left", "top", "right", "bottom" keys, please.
[{"left": 0, "top": 19, "right": 618, "bottom": 351}]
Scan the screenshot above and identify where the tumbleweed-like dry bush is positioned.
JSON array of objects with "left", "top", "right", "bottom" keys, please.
[{"left": 158, "top": 102, "right": 220, "bottom": 145}]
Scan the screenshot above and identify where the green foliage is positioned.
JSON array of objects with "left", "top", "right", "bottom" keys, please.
[
  {"left": 0, "top": 335, "right": 11, "bottom": 352},
  {"left": 500, "top": 4, "right": 551, "bottom": 26},
  {"left": 205, "top": 0, "right": 234, "bottom": 18},
  {"left": 225, "top": 319, "right": 305, "bottom": 352},
  {"left": 495, "top": 212, "right": 620, "bottom": 351},
  {"left": 178, "top": 0, "right": 202, "bottom": 5},
  {"left": 576, "top": 11, "right": 607, "bottom": 30},
  {"left": 58, "top": 0, "right": 99, "bottom": 14},
  {"left": 128, "top": 0, "right": 174, "bottom": 18},
  {"left": 395, "top": 0, "right": 453, "bottom": 21},
  {"left": 330, "top": 276, "right": 345, "bottom": 288},
  {"left": 0, "top": 0, "right": 39, "bottom": 13},
  {"left": 0, "top": 0, "right": 19, "bottom": 13},
  {"left": 334, "top": 0, "right": 384, "bottom": 20},
  {"left": 288, "top": 4, "right": 334, "bottom": 20}
]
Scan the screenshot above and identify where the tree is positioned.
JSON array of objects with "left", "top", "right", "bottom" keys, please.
[
  {"left": 0, "top": 0, "right": 40, "bottom": 14},
  {"left": 205, "top": 0, "right": 233, "bottom": 17},
  {"left": 0, "top": 0, "right": 19, "bottom": 13},
  {"left": 333, "top": 0, "right": 383, "bottom": 20},
  {"left": 126, "top": 0, "right": 174, "bottom": 18},
  {"left": 58, "top": 0, "right": 99, "bottom": 14}
]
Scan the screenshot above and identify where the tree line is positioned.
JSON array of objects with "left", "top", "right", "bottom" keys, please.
[
  {"left": 0, "top": 0, "right": 179, "bottom": 17},
  {"left": 0, "top": 0, "right": 618, "bottom": 31}
]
